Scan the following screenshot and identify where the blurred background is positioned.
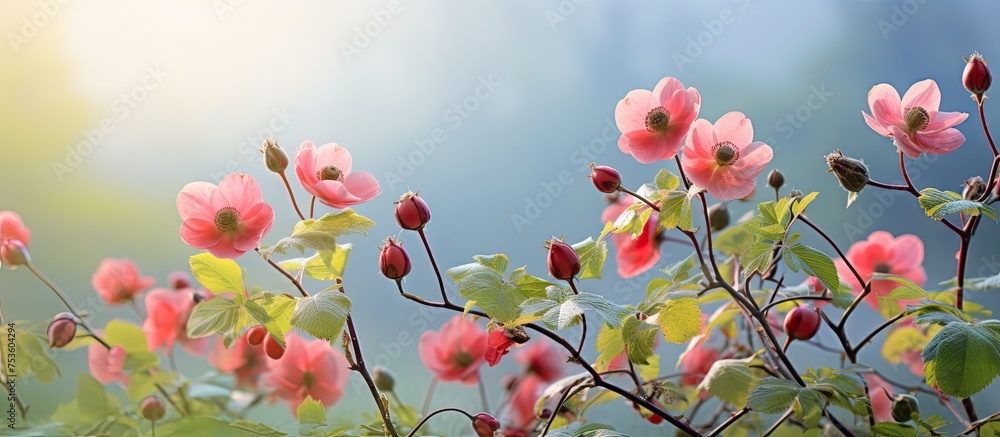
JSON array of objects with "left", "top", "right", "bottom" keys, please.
[{"left": 2, "top": 0, "right": 999, "bottom": 434}]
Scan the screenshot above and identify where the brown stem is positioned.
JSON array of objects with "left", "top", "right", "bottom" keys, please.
[
  {"left": 851, "top": 312, "right": 905, "bottom": 358},
  {"left": 705, "top": 408, "right": 748, "bottom": 437},
  {"left": 339, "top": 281, "right": 398, "bottom": 436},
  {"left": 406, "top": 407, "right": 474, "bottom": 437},
  {"left": 279, "top": 172, "right": 306, "bottom": 221},
  {"left": 417, "top": 228, "right": 450, "bottom": 305},
  {"left": 619, "top": 186, "right": 660, "bottom": 212},
  {"left": 979, "top": 102, "right": 999, "bottom": 157},
  {"left": 256, "top": 248, "right": 309, "bottom": 297}
]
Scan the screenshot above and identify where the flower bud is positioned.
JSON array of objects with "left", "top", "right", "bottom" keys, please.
[
  {"left": 964, "top": 52, "right": 991, "bottom": 105},
  {"left": 140, "top": 396, "right": 166, "bottom": 422},
  {"left": 767, "top": 169, "right": 785, "bottom": 190},
  {"left": 891, "top": 393, "right": 919, "bottom": 422},
  {"left": 264, "top": 333, "right": 285, "bottom": 360},
  {"left": 707, "top": 203, "right": 730, "bottom": 231},
  {"left": 246, "top": 325, "right": 267, "bottom": 346},
  {"left": 168, "top": 271, "right": 191, "bottom": 290},
  {"left": 395, "top": 191, "right": 431, "bottom": 231},
  {"left": 546, "top": 238, "right": 580, "bottom": 281},
  {"left": 825, "top": 150, "right": 869, "bottom": 193},
  {"left": 372, "top": 366, "right": 396, "bottom": 392},
  {"left": 503, "top": 325, "right": 530, "bottom": 345},
  {"left": 379, "top": 237, "right": 411, "bottom": 280},
  {"left": 783, "top": 305, "right": 821, "bottom": 341},
  {"left": 589, "top": 164, "right": 622, "bottom": 193},
  {"left": 259, "top": 138, "right": 289, "bottom": 174},
  {"left": 471, "top": 412, "right": 501, "bottom": 437},
  {"left": 789, "top": 189, "right": 803, "bottom": 201},
  {"left": 0, "top": 240, "right": 29, "bottom": 269},
  {"left": 963, "top": 176, "right": 986, "bottom": 201},
  {"left": 47, "top": 313, "right": 78, "bottom": 349}
]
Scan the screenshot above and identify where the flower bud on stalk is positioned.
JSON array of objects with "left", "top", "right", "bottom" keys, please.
[
  {"left": 167, "top": 271, "right": 191, "bottom": 290},
  {"left": 471, "top": 412, "right": 501, "bottom": 437},
  {"left": 964, "top": 52, "right": 992, "bottom": 105},
  {"left": 767, "top": 169, "right": 785, "bottom": 190},
  {"left": 395, "top": 191, "right": 431, "bottom": 230},
  {"left": 707, "top": 203, "right": 730, "bottom": 231},
  {"left": 589, "top": 163, "right": 622, "bottom": 193},
  {"left": 963, "top": 176, "right": 986, "bottom": 201},
  {"left": 379, "top": 237, "right": 411, "bottom": 280},
  {"left": 372, "top": 366, "right": 396, "bottom": 392},
  {"left": 260, "top": 138, "right": 289, "bottom": 174},
  {"left": 546, "top": 238, "right": 580, "bottom": 281},
  {"left": 47, "top": 312, "right": 78, "bottom": 348},
  {"left": 826, "top": 150, "right": 869, "bottom": 195},
  {"left": 264, "top": 333, "right": 285, "bottom": 360},
  {"left": 140, "top": 396, "right": 166, "bottom": 422},
  {"left": 891, "top": 393, "right": 919, "bottom": 422},
  {"left": 783, "top": 305, "right": 821, "bottom": 341},
  {"left": 246, "top": 325, "right": 267, "bottom": 346}
]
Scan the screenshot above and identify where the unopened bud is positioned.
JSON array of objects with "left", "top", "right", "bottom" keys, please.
[
  {"left": 783, "top": 305, "right": 821, "bottom": 341},
  {"left": 260, "top": 138, "right": 289, "bottom": 173},
  {"left": 47, "top": 313, "right": 78, "bottom": 349},
  {"left": 767, "top": 169, "right": 785, "bottom": 190},
  {"left": 264, "top": 333, "right": 285, "bottom": 360},
  {"left": 707, "top": 203, "right": 729, "bottom": 231},
  {"left": 589, "top": 164, "right": 622, "bottom": 194},
  {"left": 472, "top": 412, "right": 501, "bottom": 437},
  {"left": 789, "top": 189, "right": 803, "bottom": 201},
  {"left": 964, "top": 52, "right": 992, "bottom": 105},
  {"left": 503, "top": 325, "right": 530, "bottom": 345},
  {"left": 546, "top": 238, "right": 580, "bottom": 281},
  {"left": 0, "top": 240, "right": 29, "bottom": 268},
  {"left": 963, "top": 176, "right": 986, "bottom": 201},
  {"left": 891, "top": 394, "right": 919, "bottom": 422},
  {"left": 825, "top": 150, "right": 869, "bottom": 193},
  {"left": 167, "top": 271, "right": 191, "bottom": 290},
  {"left": 140, "top": 396, "right": 166, "bottom": 422},
  {"left": 394, "top": 191, "right": 431, "bottom": 231},
  {"left": 246, "top": 325, "right": 267, "bottom": 346},
  {"left": 372, "top": 366, "right": 396, "bottom": 392},
  {"left": 379, "top": 237, "right": 411, "bottom": 280}
]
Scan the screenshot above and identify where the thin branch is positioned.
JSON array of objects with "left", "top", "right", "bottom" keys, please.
[
  {"left": 418, "top": 228, "right": 450, "bottom": 305},
  {"left": 256, "top": 248, "right": 309, "bottom": 297}
]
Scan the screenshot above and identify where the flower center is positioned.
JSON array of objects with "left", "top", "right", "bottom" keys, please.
[
  {"left": 873, "top": 262, "right": 892, "bottom": 274},
  {"left": 645, "top": 106, "right": 671, "bottom": 133},
  {"left": 454, "top": 350, "right": 474, "bottom": 368},
  {"left": 302, "top": 371, "right": 315, "bottom": 390},
  {"left": 318, "top": 166, "right": 344, "bottom": 182},
  {"left": 712, "top": 142, "right": 740, "bottom": 166},
  {"left": 904, "top": 107, "right": 930, "bottom": 132},
  {"left": 214, "top": 207, "right": 240, "bottom": 233}
]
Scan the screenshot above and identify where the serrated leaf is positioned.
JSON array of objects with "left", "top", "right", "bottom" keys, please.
[
  {"left": 622, "top": 317, "right": 657, "bottom": 365},
  {"left": 741, "top": 241, "right": 775, "bottom": 274},
  {"left": 572, "top": 237, "right": 607, "bottom": 280},
  {"left": 611, "top": 202, "right": 653, "bottom": 238},
  {"left": 296, "top": 396, "right": 327, "bottom": 425},
  {"left": 713, "top": 224, "right": 755, "bottom": 257},
  {"left": 654, "top": 169, "right": 680, "bottom": 191},
  {"left": 785, "top": 243, "right": 840, "bottom": 292},
  {"left": 289, "top": 290, "right": 352, "bottom": 341},
  {"left": 659, "top": 190, "right": 693, "bottom": 231},
  {"left": 448, "top": 254, "right": 550, "bottom": 324},
  {"left": 574, "top": 292, "right": 631, "bottom": 326},
  {"left": 593, "top": 324, "right": 625, "bottom": 372},
  {"left": 228, "top": 421, "right": 287, "bottom": 436},
  {"left": 244, "top": 299, "right": 285, "bottom": 347},
  {"left": 698, "top": 358, "right": 759, "bottom": 408},
  {"left": 656, "top": 297, "right": 701, "bottom": 344},
  {"left": 260, "top": 209, "right": 374, "bottom": 258},
  {"left": 278, "top": 245, "right": 352, "bottom": 281},
  {"left": 747, "top": 377, "right": 800, "bottom": 414},
  {"left": 871, "top": 422, "right": 918, "bottom": 437},
  {"left": 921, "top": 319, "right": 1000, "bottom": 397},
  {"left": 907, "top": 302, "right": 973, "bottom": 326},
  {"left": 189, "top": 252, "right": 244, "bottom": 294},
  {"left": 187, "top": 297, "right": 241, "bottom": 338},
  {"left": 919, "top": 188, "right": 997, "bottom": 221}
]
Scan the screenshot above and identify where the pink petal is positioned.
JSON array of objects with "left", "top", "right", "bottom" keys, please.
[
  {"left": 314, "top": 143, "right": 353, "bottom": 175},
  {"left": 887, "top": 125, "right": 923, "bottom": 158},
  {"left": 218, "top": 174, "right": 262, "bottom": 214},
  {"left": 615, "top": 89, "right": 656, "bottom": 134},
  {"left": 180, "top": 218, "right": 225, "bottom": 249},
  {"left": 206, "top": 238, "right": 247, "bottom": 260},
  {"left": 901, "top": 79, "right": 941, "bottom": 113},
  {"left": 419, "top": 331, "right": 446, "bottom": 373},
  {"left": 868, "top": 84, "right": 903, "bottom": 129},
  {"left": 313, "top": 180, "right": 363, "bottom": 209},
  {"left": 889, "top": 234, "right": 924, "bottom": 269},
  {"left": 177, "top": 182, "right": 217, "bottom": 221},
  {"left": 662, "top": 88, "right": 696, "bottom": 129},
  {"left": 705, "top": 169, "right": 754, "bottom": 201},
  {"left": 926, "top": 111, "right": 968, "bottom": 131},
  {"left": 295, "top": 142, "right": 320, "bottom": 192},
  {"left": 916, "top": 128, "right": 966, "bottom": 155},
  {"left": 619, "top": 130, "right": 666, "bottom": 164},
  {"left": 232, "top": 202, "right": 274, "bottom": 252},
  {"left": 713, "top": 112, "right": 754, "bottom": 147},
  {"left": 729, "top": 141, "right": 773, "bottom": 181},
  {"left": 866, "top": 231, "right": 895, "bottom": 247},
  {"left": 653, "top": 77, "right": 684, "bottom": 103},
  {"left": 863, "top": 111, "right": 891, "bottom": 137},
  {"left": 684, "top": 119, "right": 716, "bottom": 159},
  {"left": 343, "top": 171, "right": 381, "bottom": 203}
]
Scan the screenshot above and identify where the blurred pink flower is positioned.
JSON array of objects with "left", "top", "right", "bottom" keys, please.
[
  {"left": 485, "top": 329, "right": 515, "bottom": 367},
  {"left": 209, "top": 334, "right": 268, "bottom": 390},
  {"left": 863, "top": 79, "right": 968, "bottom": 158},
  {"left": 262, "top": 332, "right": 350, "bottom": 412},
  {"left": 863, "top": 373, "right": 894, "bottom": 422},
  {"left": 142, "top": 288, "right": 209, "bottom": 355},
  {"left": 177, "top": 173, "right": 274, "bottom": 259},
  {"left": 834, "top": 231, "right": 926, "bottom": 311},
  {"left": 91, "top": 258, "right": 154, "bottom": 304},
  {"left": 602, "top": 197, "right": 660, "bottom": 278},
  {"left": 0, "top": 211, "right": 30, "bottom": 268},
  {"left": 681, "top": 112, "right": 773, "bottom": 201},
  {"left": 678, "top": 340, "right": 720, "bottom": 387},
  {"left": 88, "top": 343, "right": 128, "bottom": 386},
  {"left": 294, "top": 141, "right": 380, "bottom": 209},
  {"left": 507, "top": 374, "right": 545, "bottom": 431},
  {"left": 418, "top": 315, "right": 488, "bottom": 385},
  {"left": 514, "top": 339, "right": 564, "bottom": 382},
  {"left": 615, "top": 77, "right": 701, "bottom": 163}
]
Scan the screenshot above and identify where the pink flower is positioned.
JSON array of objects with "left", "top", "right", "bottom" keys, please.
[
  {"left": 209, "top": 334, "right": 268, "bottom": 390},
  {"left": 601, "top": 197, "right": 660, "bottom": 278},
  {"left": 418, "top": 315, "right": 488, "bottom": 385},
  {"left": 507, "top": 374, "right": 545, "bottom": 430},
  {"left": 863, "top": 373, "right": 894, "bottom": 422},
  {"left": 863, "top": 79, "right": 968, "bottom": 158},
  {"left": 514, "top": 340, "right": 564, "bottom": 382},
  {"left": 294, "top": 141, "right": 380, "bottom": 209},
  {"left": 678, "top": 340, "right": 720, "bottom": 387},
  {"left": 91, "top": 258, "right": 154, "bottom": 304},
  {"left": 262, "top": 332, "right": 350, "bottom": 412},
  {"left": 834, "top": 231, "right": 926, "bottom": 311},
  {"left": 485, "top": 329, "right": 515, "bottom": 367},
  {"left": 142, "top": 288, "right": 209, "bottom": 355},
  {"left": 177, "top": 173, "right": 274, "bottom": 259},
  {"left": 900, "top": 349, "right": 924, "bottom": 377},
  {"left": 615, "top": 77, "right": 701, "bottom": 164},
  {"left": 88, "top": 343, "right": 128, "bottom": 386},
  {"left": 681, "top": 112, "right": 773, "bottom": 201},
  {"left": 0, "top": 211, "right": 30, "bottom": 268}
]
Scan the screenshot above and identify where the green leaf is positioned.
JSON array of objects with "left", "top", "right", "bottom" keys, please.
[
  {"left": 76, "top": 373, "right": 112, "bottom": 420},
  {"left": 259, "top": 293, "right": 297, "bottom": 335},
  {"left": 448, "top": 254, "right": 551, "bottom": 324},
  {"left": 698, "top": 358, "right": 760, "bottom": 408},
  {"left": 919, "top": 188, "right": 997, "bottom": 221},
  {"left": 189, "top": 252, "right": 244, "bottom": 294},
  {"left": 593, "top": 323, "right": 624, "bottom": 372},
  {"left": 611, "top": 202, "right": 653, "bottom": 238},
  {"left": 621, "top": 317, "right": 658, "bottom": 365},
  {"left": 278, "top": 245, "right": 352, "bottom": 281},
  {"left": 871, "top": 422, "right": 918, "bottom": 437},
  {"left": 290, "top": 289, "right": 352, "bottom": 341},
  {"left": 105, "top": 319, "right": 149, "bottom": 352},
  {"left": 921, "top": 319, "right": 1000, "bottom": 397},
  {"left": 158, "top": 417, "right": 262, "bottom": 437},
  {"left": 741, "top": 241, "right": 775, "bottom": 274},
  {"left": 655, "top": 297, "right": 701, "bottom": 344},
  {"left": 260, "top": 209, "right": 375, "bottom": 258},
  {"left": 784, "top": 243, "right": 840, "bottom": 292},
  {"left": 187, "top": 297, "right": 241, "bottom": 338},
  {"left": 6, "top": 331, "right": 59, "bottom": 382},
  {"left": 126, "top": 371, "right": 175, "bottom": 402},
  {"left": 572, "top": 237, "right": 607, "bottom": 280},
  {"left": 244, "top": 299, "right": 285, "bottom": 348},
  {"left": 791, "top": 192, "right": 819, "bottom": 217},
  {"left": 228, "top": 421, "right": 287, "bottom": 436},
  {"left": 747, "top": 377, "right": 800, "bottom": 414},
  {"left": 573, "top": 292, "right": 631, "bottom": 326},
  {"left": 713, "top": 224, "right": 756, "bottom": 257},
  {"left": 654, "top": 169, "right": 680, "bottom": 191},
  {"left": 908, "top": 302, "right": 973, "bottom": 326},
  {"left": 296, "top": 396, "right": 327, "bottom": 425},
  {"left": 122, "top": 350, "right": 160, "bottom": 372},
  {"left": 659, "top": 191, "right": 692, "bottom": 231}
]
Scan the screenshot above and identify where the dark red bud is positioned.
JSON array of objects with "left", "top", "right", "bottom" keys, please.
[
  {"left": 46, "top": 313, "right": 78, "bottom": 349},
  {"left": 246, "top": 325, "right": 267, "bottom": 346},
  {"left": 140, "top": 396, "right": 166, "bottom": 422},
  {"left": 964, "top": 52, "right": 992, "bottom": 104},
  {"left": 546, "top": 238, "right": 580, "bottom": 281},
  {"left": 379, "top": 237, "right": 411, "bottom": 280},
  {"left": 589, "top": 164, "right": 622, "bottom": 194},
  {"left": 783, "top": 305, "right": 821, "bottom": 341},
  {"left": 264, "top": 333, "right": 285, "bottom": 360},
  {"left": 472, "top": 412, "right": 501, "bottom": 437},
  {"left": 395, "top": 191, "right": 431, "bottom": 230},
  {"left": 168, "top": 271, "right": 191, "bottom": 290}
]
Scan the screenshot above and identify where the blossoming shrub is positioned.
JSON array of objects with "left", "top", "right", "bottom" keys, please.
[{"left": 3, "top": 52, "right": 1000, "bottom": 437}]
